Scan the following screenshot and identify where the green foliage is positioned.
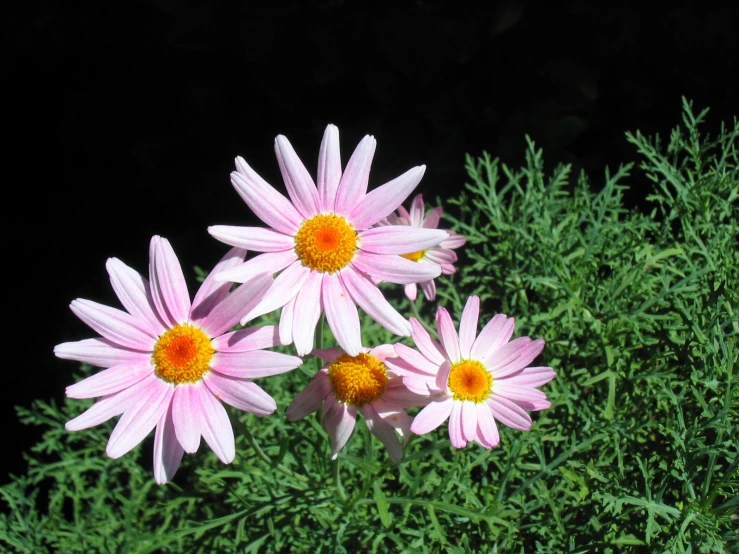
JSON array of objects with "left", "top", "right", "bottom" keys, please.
[{"left": 2, "top": 99, "right": 737, "bottom": 553}]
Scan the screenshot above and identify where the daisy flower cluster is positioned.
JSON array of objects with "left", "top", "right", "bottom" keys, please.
[{"left": 56, "top": 124, "right": 555, "bottom": 484}]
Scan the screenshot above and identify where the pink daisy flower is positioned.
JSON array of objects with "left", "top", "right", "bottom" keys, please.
[
  {"left": 393, "top": 295, "right": 555, "bottom": 449},
  {"left": 375, "top": 193, "right": 466, "bottom": 301},
  {"left": 54, "top": 236, "right": 303, "bottom": 484},
  {"left": 208, "top": 124, "right": 450, "bottom": 357},
  {"left": 285, "top": 345, "right": 423, "bottom": 463}
]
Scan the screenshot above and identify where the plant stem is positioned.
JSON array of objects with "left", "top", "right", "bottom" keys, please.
[{"left": 238, "top": 419, "right": 309, "bottom": 483}]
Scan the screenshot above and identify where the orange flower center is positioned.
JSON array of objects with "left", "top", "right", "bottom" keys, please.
[
  {"left": 447, "top": 359, "right": 492, "bottom": 403},
  {"left": 152, "top": 324, "right": 214, "bottom": 384},
  {"left": 294, "top": 214, "right": 358, "bottom": 273},
  {"left": 400, "top": 250, "right": 425, "bottom": 262},
  {"left": 328, "top": 352, "right": 388, "bottom": 406}
]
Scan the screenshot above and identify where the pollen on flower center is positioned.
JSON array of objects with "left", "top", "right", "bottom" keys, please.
[
  {"left": 152, "top": 324, "right": 214, "bottom": 385},
  {"left": 448, "top": 359, "right": 492, "bottom": 403},
  {"left": 328, "top": 352, "right": 388, "bottom": 406},
  {"left": 294, "top": 214, "right": 358, "bottom": 273},
  {"left": 400, "top": 250, "right": 426, "bottom": 262}
]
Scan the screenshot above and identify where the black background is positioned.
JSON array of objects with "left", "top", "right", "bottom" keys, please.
[{"left": 5, "top": 0, "right": 738, "bottom": 480}]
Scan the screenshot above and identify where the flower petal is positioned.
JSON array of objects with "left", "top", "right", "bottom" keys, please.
[
  {"left": 106, "top": 257, "right": 165, "bottom": 335},
  {"left": 54, "top": 338, "right": 151, "bottom": 368},
  {"left": 232, "top": 157, "right": 302, "bottom": 235},
  {"left": 420, "top": 279, "right": 436, "bottom": 301},
  {"left": 241, "top": 261, "right": 310, "bottom": 324},
  {"left": 436, "top": 307, "right": 461, "bottom": 363},
  {"left": 404, "top": 283, "right": 418, "bottom": 301},
  {"left": 349, "top": 166, "right": 427, "bottom": 229},
  {"left": 409, "top": 317, "right": 446, "bottom": 365},
  {"left": 461, "top": 400, "right": 478, "bottom": 443},
  {"left": 340, "top": 267, "right": 411, "bottom": 336},
  {"left": 352, "top": 251, "right": 441, "bottom": 284},
  {"left": 322, "top": 272, "right": 362, "bottom": 356},
  {"left": 197, "top": 272, "right": 273, "bottom": 337},
  {"left": 292, "top": 270, "right": 324, "bottom": 356},
  {"left": 214, "top": 250, "right": 298, "bottom": 284},
  {"left": 363, "top": 403, "right": 403, "bottom": 463},
  {"left": 285, "top": 371, "right": 331, "bottom": 421},
  {"left": 275, "top": 134, "right": 321, "bottom": 218},
  {"left": 190, "top": 247, "right": 247, "bottom": 323},
  {"left": 192, "top": 384, "right": 235, "bottom": 464},
  {"left": 500, "top": 366, "right": 556, "bottom": 388},
  {"left": 65, "top": 363, "right": 153, "bottom": 399},
  {"left": 476, "top": 403, "right": 500, "bottom": 448},
  {"left": 171, "top": 383, "right": 201, "bottom": 453},
  {"left": 211, "top": 325, "right": 281, "bottom": 352},
  {"left": 149, "top": 236, "right": 191, "bottom": 326},
  {"left": 394, "top": 343, "right": 439, "bottom": 375},
  {"left": 488, "top": 396, "right": 532, "bottom": 431},
  {"left": 448, "top": 401, "right": 466, "bottom": 448},
  {"left": 458, "top": 295, "right": 480, "bottom": 359},
  {"left": 486, "top": 338, "right": 545, "bottom": 379},
  {"left": 409, "top": 194, "right": 425, "bottom": 227},
  {"left": 322, "top": 397, "right": 357, "bottom": 459},
  {"left": 203, "top": 372, "right": 277, "bottom": 416},
  {"left": 334, "top": 135, "right": 376, "bottom": 217},
  {"left": 471, "top": 314, "right": 515, "bottom": 361},
  {"left": 422, "top": 206, "right": 442, "bottom": 229},
  {"left": 279, "top": 295, "right": 296, "bottom": 346},
  {"left": 358, "top": 226, "right": 449, "bottom": 255},
  {"left": 153, "top": 403, "right": 185, "bottom": 485},
  {"left": 106, "top": 378, "right": 175, "bottom": 459},
  {"left": 492, "top": 382, "right": 549, "bottom": 403},
  {"left": 207, "top": 226, "right": 295, "bottom": 252},
  {"left": 212, "top": 350, "right": 303, "bottom": 378},
  {"left": 70, "top": 299, "right": 156, "bottom": 351},
  {"left": 435, "top": 360, "right": 452, "bottom": 392},
  {"left": 317, "top": 124, "right": 341, "bottom": 212},
  {"left": 410, "top": 395, "right": 453, "bottom": 435}
]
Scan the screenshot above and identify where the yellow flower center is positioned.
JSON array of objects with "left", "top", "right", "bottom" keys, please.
[
  {"left": 447, "top": 359, "right": 492, "bottom": 403},
  {"left": 294, "top": 213, "right": 358, "bottom": 273},
  {"left": 152, "top": 324, "right": 214, "bottom": 385},
  {"left": 328, "top": 353, "right": 388, "bottom": 406},
  {"left": 400, "top": 250, "right": 426, "bottom": 262}
]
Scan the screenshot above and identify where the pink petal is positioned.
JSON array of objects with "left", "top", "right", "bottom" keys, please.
[
  {"left": 70, "top": 299, "right": 156, "bottom": 351},
  {"left": 334, "top": 135, "right": 376, "bottom": 217},
  {"left": 471, "top": 314, "right": 515, "bottom": 361},
  {"left": 106, "top": 378, "right": 175, "bottom": 459},
  {"left": 488, "top": 396, "right": 532, "bottom": 431},
  {"left": 279, "top": 295, "right": 296, "bottom": 346},
  {"left": 54, "top": 338, "right": 151, "bottom": 368},
  {"left": 409, "top": 318, "right": 446, "bottom": 365},
  {"left": 371, "top": 399, "right": 414, "bottom": 440},
  {"left": 241, "top": 261, "right": 310, "bottom": 325},
  {"left": 65, "top": 374, "right": 156, "bottom": 431},
  {"left": 404, "top": 283, "right": 418, "bottom": 301},
  {"left": 349, "top": 166, "right": 427, "bottom": 229},
  {"left": 476, "top": 404, "right": 500, "bottom": 448},
  {"left": 381, "top": 378, "right": 428, "bottom": 408},
  {"left": 486, "top": 338, "right": 545, "bottom": 379},
  {"left": 317, "top": 124, "right": 341, "bottom": 212},
  {"left": 340, "top": 267, "right": 411, "bottom": 336},
  {"left": 441, "top": 231, "right": 466, "bottom": 249},
  {"left": 422, "top": 206, "right": 442, "bottom": 229},
  {"left": 461, "top": 401, "right": 478, "bottom": 443},
  {"left": 352, "top": 251, "right": 441, "bottom": 284},
  {"left": 153, "top": 403, "right": 185, "bottom": 485},
  {"left": 363, "top": 403, "right": 403, "bottom": 463},
  {"left": 500, "top": 366, "right": 556, "bottom": 388},
  {"left": 190, "top": 247, "right": 247, "bottom": 323},
  {"left": 358, "top": 226, "right": 449, "bottom": 255},
  {"left": 448, "top": 401, "right": 466, "bottom": 448},
  {"left": 149, "top": 236, "right": 191, "bottom": 326},
  {"left": 211, "top": 325, "right": 281, "bottom": 352},
  {"left": 435, "top": 360, "right": 452, "bottom": 392},
  {"left": 207, "top": 226, "right": 295, "bottom": 252},
  {"left": 322, "top": 272, "right": 362, "bottom": 356},
  {"left": 232, "top": 157, "right": 302, "bottom": 235},
  {"left": 214, "top": 250, "right": 297, "bottom": 284},
  {"left": 171, "top": 383, "right": 201, "bottom": 453},
  {"left": 458, "top": 296, "right": 480, "bottom": 359},
  {"left": 409, "top": 194, "right": 425, "bottom": 227},
  {"left": 322, "top": 397, "right": 357, "bottom": 459},
  {"left": 285, "top": 371, "right": 331, "bottom": 421},
  {"left": 292, "top": 270, "right": 324, "bottom": 356},
  {"left": 65, "top": 363, "right": 153, "bottom": 399},
  {"left": 192, "top": 384, "right": 235, "bottom": 464},
  {"left": 394, "top": 343, "right": 439, "bottom": 375},
  {"left": 106, "top": 257, "right": 165, "bottom": 335},
  {"left": 436, "top": 307, "right": 461, "bottom": 363},
  {"left": 310, "top": 348, "right": 344, "bottom": 363},
  {"left": 492, "top": 382, "right": 549, "bottom": 403},
  {"left": 212, "top": 350, "right": 303, "bottom": 378},
  {"left": 196, "top": 272, "right": 273, "bottom": 337},
  {"left": 424, "top": 248, "right": 457, "bottom": 265},
  {"left": 203, "top": 372, "right": 277, "bottom": 416},
  {"left": 420, "top": 279, "right": 436, "bottom": 301},
  {"left": 410, "top": 395, "right": 453, "bottom": 435},
  {"left": 275, "top": 134, "right": 320, "bottom": 218}
]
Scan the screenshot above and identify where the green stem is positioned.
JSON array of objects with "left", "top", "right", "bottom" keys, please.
[
  {"left": 332, "top": 457, "right": 348, "bottom": 502},
  {"left": 238, "top": 419, "right": 309, "bottom": 483}
]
